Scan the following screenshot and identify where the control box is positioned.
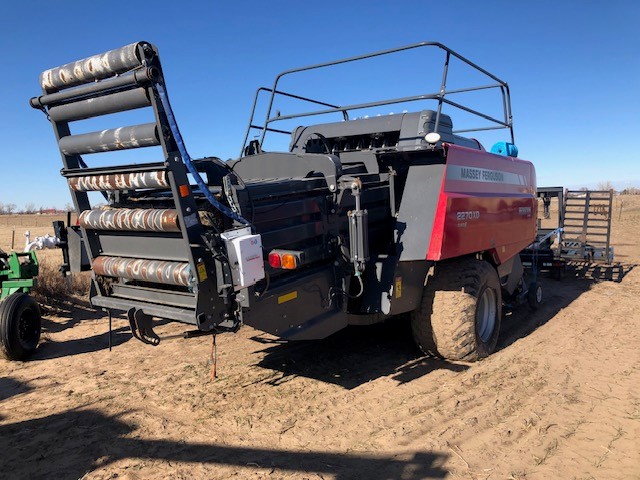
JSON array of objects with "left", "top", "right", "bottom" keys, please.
[{"left": 220, "top": 227, "right": 265, "bottom": 290}]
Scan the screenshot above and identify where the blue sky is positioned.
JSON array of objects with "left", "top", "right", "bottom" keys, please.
[{"left": 1, "top": 0, "right": 639, "bottom": 210}]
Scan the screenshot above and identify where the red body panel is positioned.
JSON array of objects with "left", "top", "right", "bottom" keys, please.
[{"left": 427, "top": 144, "right": 537, "bottom": 265}]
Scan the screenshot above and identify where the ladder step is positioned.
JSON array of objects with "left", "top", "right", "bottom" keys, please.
[
  {"left": 563, "top": 232, "right": 609, "bottom": 237},
  {"left": 564, "top": 240, "right": 608, "bottom": 245},
  {"left": 563, "top": 230, "right": 610, "bottom": 235}
]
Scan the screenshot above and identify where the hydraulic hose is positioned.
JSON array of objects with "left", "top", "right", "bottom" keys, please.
[{"left": 155, "top": 82, "right": 249, "bottom": 226}]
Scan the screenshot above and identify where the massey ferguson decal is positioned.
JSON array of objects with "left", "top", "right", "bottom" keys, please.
[{"left": 447, "top": 165, "right": 528, "bottom": 185}]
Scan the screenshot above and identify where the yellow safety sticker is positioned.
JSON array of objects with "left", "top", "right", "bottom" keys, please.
[
  {"left": 278, "top": 291, "right": 298, "bottom": 304},
  {"left": 197, "top": 262, "right": 208, "bottom": 282},
  {"left": 395, "top": 276, "right": 402, "bottom": 299}
]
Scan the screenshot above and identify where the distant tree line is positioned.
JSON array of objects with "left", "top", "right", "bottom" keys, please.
[
  {"left": 597, "top": 181, "right": 640, "bottom": 195},
  {"left": 0, "top": 202, "right": 75, "bottom": 214}
]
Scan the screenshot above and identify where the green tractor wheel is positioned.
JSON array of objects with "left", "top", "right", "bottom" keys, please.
[{"left": 0, "top": 292, "right": 42, "bottom": 360}]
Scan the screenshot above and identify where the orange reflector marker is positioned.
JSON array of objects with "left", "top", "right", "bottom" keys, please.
[
  {"left": 179, "top": 184, "right": 190, "bottom": 197},
  {"left": 281, "top": 254, "right": 297, "bottom": 270},
  {"left": 268, "top": 252, "right": 282, "bottom": 268}
]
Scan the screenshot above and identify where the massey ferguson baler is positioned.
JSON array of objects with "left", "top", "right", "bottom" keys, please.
[{"left": 30, "top": 41, "right": 540, "bottom": 361}]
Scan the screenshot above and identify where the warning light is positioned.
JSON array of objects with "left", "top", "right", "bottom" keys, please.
[{"left": 281, "top": 254, "right": 297, "bottom": 270}]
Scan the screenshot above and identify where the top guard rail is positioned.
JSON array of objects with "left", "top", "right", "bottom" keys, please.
[{"left": 241, "top": 41, "right": 514, "bottom": 155}]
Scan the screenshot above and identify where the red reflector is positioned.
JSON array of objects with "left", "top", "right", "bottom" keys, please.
[
  {"left": 268, "top": 252, "right": 282, "bottom": 268},
  {"left": 179, "top": 184, "right": 190, "bottom": 197}
]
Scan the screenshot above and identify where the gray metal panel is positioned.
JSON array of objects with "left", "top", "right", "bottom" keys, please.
[
  {"left": 338, "top": 151, "right": 380, "bottom": 174},
  {"left": 290, "top": 114, "right": 405, "bottom": 152},
  {"left": 112, "top": 284, "right": 196, "bottom": 309},
  {"left": 243, "top": 267, "right": 346, "bottom": 340},
  {"left": 388, "top": 260, "right": 431, "bottom": 315},
  {"left": 96, "top": 233, "right": 190, "bottom": 261},
  {"left": 251, "top": 197, "right": 321, "bottom": 223},
  {"left": 68, "top": 226, "right": 90, "bottom": 272},
  {"left": 357, "top": 256, "right": 430, "bottom": 315},
  {"left": 231, "top": 152, "right": 342, "bottom": 191},
  {"left": 398, "top": 110, "right": 453, "bottom": 150},
  {"left": 396, "top": 164, "right": 446, "bottom": 261},
  {"left": 260, "top": 222, "right": 326, "bottom": 250}
]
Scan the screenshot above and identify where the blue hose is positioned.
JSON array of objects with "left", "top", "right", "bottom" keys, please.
[{"left": 155, "top": 82, "right": 249, "bottom": 226}]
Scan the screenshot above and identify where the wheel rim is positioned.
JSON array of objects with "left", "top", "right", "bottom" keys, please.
[
  {"left": 18, "top": 308, "right": 38, "bottom": 347},
  {"left": 476, "top": 288, "right": 497, "bottom": 343},
  {"left": 536, "top": 286, "right": 543, "bottom": 303}
]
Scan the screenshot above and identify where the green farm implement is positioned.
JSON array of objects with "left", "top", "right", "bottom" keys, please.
[{"left": 0, "top": 249, "right": 42, "bottom": 360}]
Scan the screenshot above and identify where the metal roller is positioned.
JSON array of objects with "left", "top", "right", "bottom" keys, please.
[
  {"left": 79, "top": 208, "right": 179, "bottom": 232},
  {"left": 68, "top": 170, "right": 168, "bottom": 191},
  {"left": 58, "top": 123, "right": 159, "bottom": 155},
  {"left": 40, "top": 42, "right": 150, "bottom": 92},
  {"left": 48, "top": 88, "right": 151, "bottom": 122},
  {"left": 30, "top": 68, "right": 157, "bottom": 110},
  {"left": 93, "top": 256, "right": 192, "bottom": 287}
]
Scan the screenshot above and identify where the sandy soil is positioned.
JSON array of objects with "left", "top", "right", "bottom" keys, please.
[{"left": 1, "top": 198, "right": 639, "bottom": 480}]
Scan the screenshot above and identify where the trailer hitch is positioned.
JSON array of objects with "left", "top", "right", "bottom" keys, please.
[{"left": 127, "top": 308, "right": 160, "bottom": 346}]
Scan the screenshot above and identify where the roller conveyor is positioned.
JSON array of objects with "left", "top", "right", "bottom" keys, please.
[{"left": 30, "top": 41, "right": 239, "bottom": 334}]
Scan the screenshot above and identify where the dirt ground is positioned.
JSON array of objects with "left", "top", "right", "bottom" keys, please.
[{"left": 1, "top": 198, "right": 639, "bottom": 480}]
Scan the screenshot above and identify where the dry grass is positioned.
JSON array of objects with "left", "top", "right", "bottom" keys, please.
[{"left": 32, "top": 258, "right": 91, "bottom": 308}]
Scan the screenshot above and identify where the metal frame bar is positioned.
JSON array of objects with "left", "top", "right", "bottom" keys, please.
[{"left": 241, "top": 41, "right": 514, "bottom": 154}]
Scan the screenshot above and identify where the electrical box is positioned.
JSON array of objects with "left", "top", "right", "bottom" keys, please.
[{"left": 220, "top": 227, "right": 265, "bottom": 290}]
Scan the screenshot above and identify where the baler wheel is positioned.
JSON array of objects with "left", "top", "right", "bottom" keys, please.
[
  {"left": 0, "top": 293, "right": 42, "bottom": 361},
  {"left": 527, "top": 282, "right": 543, "bottom": 310},
  {"left": 411, "top": 258, "right": 501, "bottom": 361}
]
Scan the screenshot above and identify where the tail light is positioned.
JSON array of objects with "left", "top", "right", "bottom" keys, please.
[
  {"left": 281, "top": 254, "right": 297, "bottom": 270},
  {"left": 268, "top": 252, "right": 282, "bottom": 268},
  {"left": 268, "top": 250, "right": 305, "bottom": 270}
]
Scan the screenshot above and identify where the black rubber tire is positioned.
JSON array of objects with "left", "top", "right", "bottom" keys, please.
[
  {"left": 0, "top": 293, "right": 42, "bottom": 361},
  {"left": 411, "top": 258, "right": 502, "bottom": 361},
  {"left": 527, "top": 281, "right": 543, "bottom": 310}
]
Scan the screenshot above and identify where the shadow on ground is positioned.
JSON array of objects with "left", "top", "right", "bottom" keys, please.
[
  {"left": 0, "top": 409, "right": 448, "bottom": 480},
  {"left": 41, "top": 301, "right": 104, "bottom": 334},
  {"left": 36, "top": 305, "right": 169, "bottom": 360},
  {"left": 498, "top": 268, "right": 617, "bottom": 351},
  {"left": 253, "top": 319, "right": 468, "bottom": 389},
  {"left": 254, "top": 263, "right": 632, "bottom": 388},
  {"left": 0, "top": 377, "right": 32, "bottom": 403},
  {"left": 568, "top": 261, "right": 636, "bottom": 282},
  {"left": 33, "top": 326, "right": 132, "bottom": 361}
]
